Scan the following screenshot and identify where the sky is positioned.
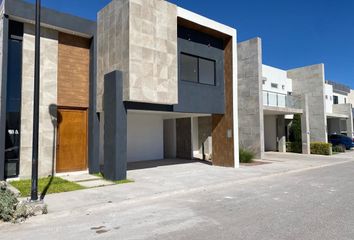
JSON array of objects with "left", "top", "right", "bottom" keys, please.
[{"left": 26, "top": 0, "right": 354, "bottom": 89}]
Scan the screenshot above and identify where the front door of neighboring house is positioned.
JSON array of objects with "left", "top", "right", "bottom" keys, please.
[{"left": 56, "top": 108, "right": 88, "bottom": 173}]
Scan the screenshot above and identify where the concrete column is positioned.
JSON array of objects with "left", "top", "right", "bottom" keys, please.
[
  {"left": 277, "top": 116, "right": 286, "bottom": 153},
  {"left": 288, "top": 64, "right": 327, "bottom": 143},
  {"left": 103, "top": 70, "right": 127, "bottom": 181},
  {"left": 88, "top": 33, "right": 100, "bottom": 174},
  {"left": 237, "top": 38, "right": 264, "bottom": 159},
  {"left": 301, "top": 95, "right": 310, "bottom": 154}
]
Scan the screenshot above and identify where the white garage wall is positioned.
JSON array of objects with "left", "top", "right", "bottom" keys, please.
[{"left": 127, "top": 113, "right": 164, "bottom": 162}]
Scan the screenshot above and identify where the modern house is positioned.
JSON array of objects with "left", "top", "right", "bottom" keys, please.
[
  {"left": 0, "top": 0, "right": 239, "bottom": 180},
  {"left": 97, "top": 0, "right": 239, "bottom": 180},
  {"left": 238, "top": 38, "right": 310, "bottom": 159},
  {"left": 0, "top": 0, "right": 97, "bottom": 180},
  {"left": 238, "top": 37, "right": 354, "bottom": 158},
  {"left": 325, "top": 81, "right": 353, "bottom": 138}
]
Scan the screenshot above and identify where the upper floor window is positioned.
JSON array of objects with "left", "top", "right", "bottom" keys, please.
[
  {"left": 333, "top": 95, "right": 339, "bottom": 104},
  {"left": 271, "top": 83, "right": 278, "bottom": 89},
  {"left": 180, "top": 53, "right": 216, "bottom": 86}
]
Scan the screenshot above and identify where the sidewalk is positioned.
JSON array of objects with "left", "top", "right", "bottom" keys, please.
[{"left": 41, "top": 151, "right": 354, "bottom": 215}]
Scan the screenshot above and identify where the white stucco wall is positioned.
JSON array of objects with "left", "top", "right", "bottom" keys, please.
[
  {"left": 264, "top": 115, "right": 277, "bottom": 151},
  {"left": 324, "top": 83, "right": 333, "bottom": 114},
  {"left": 127, "top": 112, "right": 164, "bottom": 162},
  {"left": 262, "top": 65, "right": 292, "bottom": 94},
  {"left": 262, "top": 65, "right": 293, "bottom": 107}
]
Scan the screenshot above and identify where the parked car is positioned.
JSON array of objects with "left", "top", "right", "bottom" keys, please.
[{"left": 328, "top": 134, "right": 354, "bottom": 150}]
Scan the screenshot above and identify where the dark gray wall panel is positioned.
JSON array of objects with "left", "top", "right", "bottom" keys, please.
[{"left": 174, "top": 37, "right": 225, "bottom": 114}]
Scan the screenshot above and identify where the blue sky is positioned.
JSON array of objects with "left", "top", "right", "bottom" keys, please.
[{"left": 26, "top": 0, "right": 354, "bottom": 88}]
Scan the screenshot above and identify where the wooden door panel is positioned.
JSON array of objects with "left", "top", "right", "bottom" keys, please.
[{"left": 56, "top": 109, "right": 88, "bottom": 173}]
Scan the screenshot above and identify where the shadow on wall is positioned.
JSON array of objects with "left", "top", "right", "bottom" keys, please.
[{"left": 40, "top": 103, "right": 61, "bottom": 200}]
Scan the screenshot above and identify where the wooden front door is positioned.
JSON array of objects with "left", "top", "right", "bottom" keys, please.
[{"left": 56, "top": 108, "right": 88, "bottom": 173}]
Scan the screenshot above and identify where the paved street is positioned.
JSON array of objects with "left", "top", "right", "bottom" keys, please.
[{"left": 1, "top": 152, "right": 354, "bottom": 239}]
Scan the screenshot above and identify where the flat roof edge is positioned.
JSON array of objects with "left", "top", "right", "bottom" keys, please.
[
  {"left": 4, "top": 0, "right": 96, "bottom": 37},
  {"left": 177, "top": 7, "right": 236, "bottom": 37}
]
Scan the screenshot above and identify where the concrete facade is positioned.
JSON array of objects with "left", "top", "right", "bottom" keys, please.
[
  {"left": 19, "top": 24, "right": 58, "bottom": 178},
  {"left": 97, "top": 0, "right": 178, "bottom": 111},
  {"left": 287, "top": 64, "right": 328, "bottom": 143},
  {"left": 237, "top": 38, "right": 264, "bottom": 159}
]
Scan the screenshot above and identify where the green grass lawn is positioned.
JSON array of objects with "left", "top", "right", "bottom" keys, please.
[
  {"left": 113, "top": 179, "right": 134, "bottom": 184},
  {"left": 9, "top": 177, "right": 86, "bottom": 197},
  {"left": 91, "top": 173, "right": 134, "bottom": 185}
]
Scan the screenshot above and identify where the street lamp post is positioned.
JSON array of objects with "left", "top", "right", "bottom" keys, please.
[{"left": 30, "top": 0, "right": 41, "bottom": 201}]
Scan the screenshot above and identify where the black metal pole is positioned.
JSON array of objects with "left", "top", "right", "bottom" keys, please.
[{"left": 31, "top": 0, "right": 41, "bottom": 201}]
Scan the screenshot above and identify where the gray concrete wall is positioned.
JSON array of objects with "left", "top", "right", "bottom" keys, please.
[
  {"left": 237, "top": 38, "right": 264, "bottom": 159},
  {"left": 19, "top": 24, "right": 58, "bottom": 178},
  {"left": 97, "top": 0, "right": 178, "bottom": 111},
  {"left": 287, "top": 64, "right": 328, "bottom": 143}
]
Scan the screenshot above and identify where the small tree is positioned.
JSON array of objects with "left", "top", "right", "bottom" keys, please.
[{"left": 289, "top": 114, "right": 302, "bottom": 143}]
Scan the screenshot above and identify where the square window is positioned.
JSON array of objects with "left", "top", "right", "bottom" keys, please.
[
  {"left": 199, "top": 58, "right": 215, "bottom": 85},
  {"left": 180, "top": 54, "right": 198, "bottom": 83},
  {"left": 271, "top": 83, "right": 278, "bottom": 89}
]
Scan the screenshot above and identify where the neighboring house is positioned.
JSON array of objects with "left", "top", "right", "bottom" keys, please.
[
  {"left": 238, "top": 38, "right": 354, "bottom": 159},
  {"left": 0, "top": 0, "right": 96, "bottom": 180},
  {"left": 0, "top": 0, "right": 239, "bottom": 180},
  {"left": 325, "top": 81, "right": 354, "bottom": 138},
  {"left": 238, "top": 38, "right": 309, "bottom": 159},
  {"left": 238, "top": 36, "right": 353, "bottom": 158},
  {"left": 349, "top": 90, "right": 354, "bottom": 135}
]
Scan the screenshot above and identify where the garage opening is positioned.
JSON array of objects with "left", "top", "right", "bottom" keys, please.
[{"left": 127, "top": 110, "right": 212, "bottom": 169}]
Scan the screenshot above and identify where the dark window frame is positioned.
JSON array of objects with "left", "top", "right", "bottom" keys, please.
[{"left": 180, "top": 52, "right": 216, "bottom": 86}]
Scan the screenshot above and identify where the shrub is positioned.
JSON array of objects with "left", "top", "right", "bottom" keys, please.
[
  {"left": 286, "top": 142, "right": 302, "bottom": 153},
  {"left": 332, "top": 145, "right": 346, "bottom": 153},
  {"left": 289, "top": 114, "right": 302, "bottom": 143},
  {"left": 310, "top": 142, "right": 332, "bottom": 155},
  {"left": 239, "top": 148, "right": 255, "bottom": 163},
  {"left": 0, "top": 181, "right": 18, "bottom": 222}
]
